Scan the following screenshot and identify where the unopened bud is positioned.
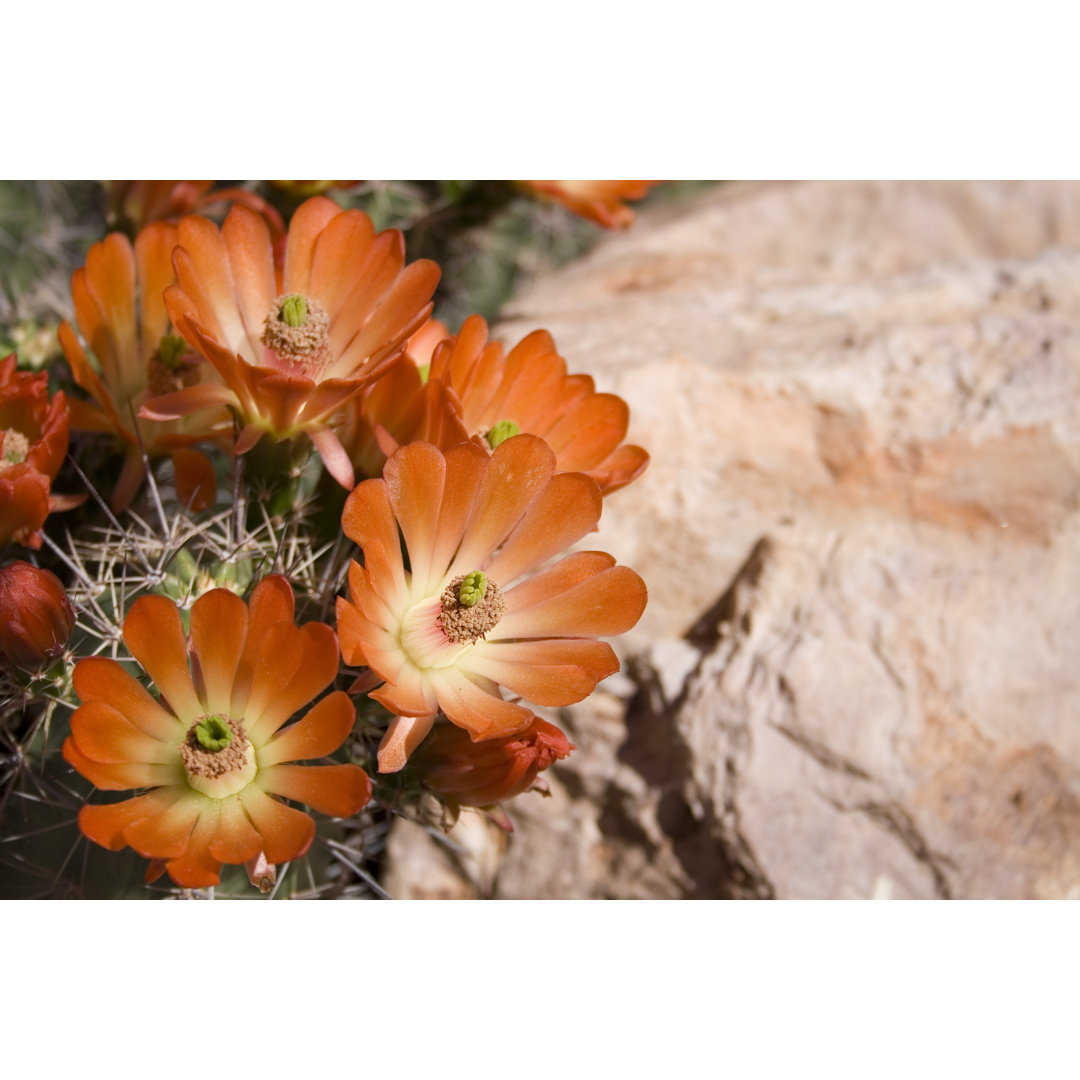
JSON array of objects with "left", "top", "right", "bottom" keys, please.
[{"left": 0, "top": 562, "right": 74, "bottom": 670}]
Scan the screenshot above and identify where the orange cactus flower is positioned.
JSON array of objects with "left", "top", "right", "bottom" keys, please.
[
  {"left": 0, "top": 354, "right": 70, "bottom": 548},
  {"left": 141, "top": 197, "right": 441, "bottom": 489},
  {"left": 334, "top": 317, "right": 454, "bottom": 478},
  {"left": 63, "top": 576, "right": 371, "bottom": 889},
  {"left": 415, "top": 717, "right": 575, "bottom": 809},
  {"left": 352, "top": 315, "right": 649, "bottom": 495},
  {"left": 59, "top": 226, "right": 229, "bottom": 512},
  {"left": 520, "top": 180, "right": 660, "bottom": 228},
  {"left": 105, "top": 181, "right": 285, "bottom": 238},
  {"left": 336, "top": 436, "right": 647, "bottom": 773}
]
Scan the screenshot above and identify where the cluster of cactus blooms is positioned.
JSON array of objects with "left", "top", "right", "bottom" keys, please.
[{"left": 0, "top": 180, "right": 654, "bottom": 897}]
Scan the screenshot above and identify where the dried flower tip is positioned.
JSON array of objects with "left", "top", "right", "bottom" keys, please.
[
  {"left": 1, "top": 429, "right": 30, "bottom": 468},
  {"left": 484, "top": 420, "right": 519, "bottom": 450},
  {"left": 145, "top": 858, "right": 168, "bottom": 884},
  {"left": 440, "top": 573, "right": 505, "bottom": 644},
  {"left": 245, "top": 852, "right": 276, "bottom": 893}
]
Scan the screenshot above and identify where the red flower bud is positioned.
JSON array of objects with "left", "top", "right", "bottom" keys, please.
[
  {"left": 415, "top": 718, "right": 575, "bottom": 808},
  {"left": 0, "top": 561, "right": 75, "bottom": 670}
]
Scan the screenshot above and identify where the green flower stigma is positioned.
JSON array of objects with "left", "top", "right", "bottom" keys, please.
[
  {"left": 485, "top": 419, "right": 519, "bottom": 450},
  {"left": 458, "top": 570, "right": 488, "bottom": 607},
  {"left": 417, "top": 364, "right": 430, "bottom": 385},
  {"left": 194, "top": 714, "right": 233, "bottom": 752},
  {"left": 280, "top": 294, "right": 309, "bottom": 328},
  {"left": 156, "top": 334, "right": 189, "bottom": 370}
]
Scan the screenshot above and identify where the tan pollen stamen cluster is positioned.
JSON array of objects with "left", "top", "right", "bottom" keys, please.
[
  {"left": 438, "top": 574, "right": 506, "bottom": 644},
  {"left": 0, "top": 428, "right": 30, "bottom": 471},
  {"left": 261, "top": 294, "right": 330, "bottom": 371},
  {"left": 180, "top": 715, "right": 250, "bottom": 780}
]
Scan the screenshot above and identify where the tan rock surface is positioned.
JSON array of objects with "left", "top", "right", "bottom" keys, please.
[{"left": 384, "top": 181, "right": 1080, "bottom": 899}]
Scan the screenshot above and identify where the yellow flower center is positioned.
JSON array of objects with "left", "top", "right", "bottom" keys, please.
[
  {"left": 0, "top": 428, "right": 30, "bottom": 471},
  {"left": 180, "top": 714, "right": 257, "bottom": 798},
  {"left": 261, "top": 293, "right": 330, "bottom": 374}
]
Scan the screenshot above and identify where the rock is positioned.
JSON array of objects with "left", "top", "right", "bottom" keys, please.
[{"left": 383, "top": 181, "right": 1080, "bottom": 899}]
